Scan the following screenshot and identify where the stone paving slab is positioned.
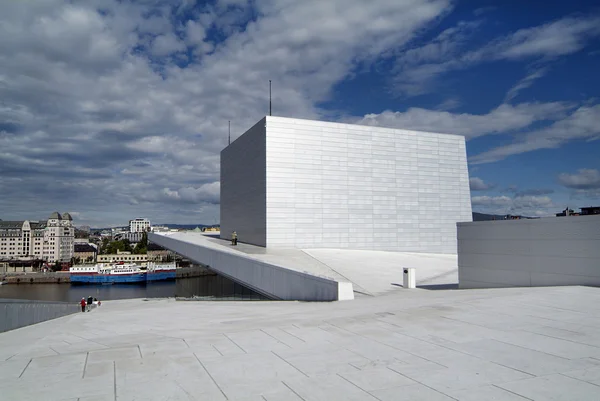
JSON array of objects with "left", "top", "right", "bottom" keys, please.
[{"left": 3, "top": 286, "right": 600, "bottom": 400}]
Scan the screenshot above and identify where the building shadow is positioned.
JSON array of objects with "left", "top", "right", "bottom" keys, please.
[
  {"left": 417, "top": 283, "right": 459, "bottom": 290},
  {"left": 390, "top": 282, "right": 458, "bottom": 290}
]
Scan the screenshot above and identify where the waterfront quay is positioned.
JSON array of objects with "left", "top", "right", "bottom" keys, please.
[
  {"left": 0, "top": 265, "right": 215, "bottom": 284},
  {"left": 2, "top": 286, "right": 600, "bottom": 400}
]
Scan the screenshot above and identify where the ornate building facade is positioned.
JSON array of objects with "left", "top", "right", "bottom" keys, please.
[{"left": 0, "top": 212, "right": 74, "bottom": 263}]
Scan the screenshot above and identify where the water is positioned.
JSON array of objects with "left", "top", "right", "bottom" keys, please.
[{"left": 0, "top": 275, "right": 268, "bottom": 302}]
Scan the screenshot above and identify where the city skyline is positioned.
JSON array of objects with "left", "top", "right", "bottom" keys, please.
[{"left": 1, "top": 1, "right": 599, "bottom": 227}]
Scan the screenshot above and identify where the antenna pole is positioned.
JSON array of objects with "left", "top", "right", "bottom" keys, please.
[
  {"left": 228, "top": 120, "right": 231, "bottom": 145},
  {"left": 269, "top": 80, "right": 272, "bottom": 116}
]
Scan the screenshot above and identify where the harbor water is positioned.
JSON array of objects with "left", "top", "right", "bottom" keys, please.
[{"left": 0, "top": 275, "right": 268, "bottom": 302}]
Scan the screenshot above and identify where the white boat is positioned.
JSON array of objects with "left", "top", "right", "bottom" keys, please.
[
  {"left": 146, "top": 262, "right": 177, "bottom": 281},
  {"left": 70, "top": 262, "right": 146, "bottom": 284},
  {"left": 70, "top": 262, "right": 177, "bottom": 284}
]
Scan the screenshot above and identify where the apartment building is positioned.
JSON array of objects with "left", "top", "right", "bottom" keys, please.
[
  {"left": 73, "top": 243, "right": 97, "bottom": 264},
  {"left": 97, "top": 252, "right": 148, "bottom": 264},
  {"left": 0, "top": 212, "right": 74, "bottom": 263},
  {"left": 129, "top": 218, "right": 151, "bottom": 233}
]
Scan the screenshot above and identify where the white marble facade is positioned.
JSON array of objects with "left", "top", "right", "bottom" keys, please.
[
  {"left": 220, "top": 116, "right": 472, "bottom": 254},
  {"left": 458, "top": 216, "right": 600, "bottom": 288}
]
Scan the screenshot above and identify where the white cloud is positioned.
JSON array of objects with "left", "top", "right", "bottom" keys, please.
[
  {"left": 515, "top": 188, "right": 554, "bottom": 197},
  {"left": 471, "top": 105, "right": 600, "bottom": 164},
  {"left": 137, "top": 15, "right": 173, "bottom": 35},
  {"left": 504, "top": 66, "right": 549, "bottom": 103},
  {"left": 495, "top": 15, "right": 600, "bottom": 59},
  {"left": 558, "top": 169, "right": 600, "bottom": 189},
  {"left": 393, "top": 14, "right": 600, "bottom": 96},
  {"left": 469, "top": 177, "right": 492, "bottom": 191},
  {"left": 512, "top": 195, "right": 553, "bottom": 209},
  {"left": 356, "top": 99, "right": 600, "bottom": 164},
  {"left": 473, "top": 6, "right": 495, "bottom": 16},
  {"left": 472, "top": 194, "right": 554, "bottom": 216},
  {"left": 151, "top": 32, "right": 186, "bottom": 56},
  {"left": 471, "top": 196, "right": 512, "bottom": 207},
  {"left": 356, "top": 101, "right": 572, "bottom": 139},
  {"left": 157, "top": 183, "right": 220, "bottom": 204},
  {"left": 435, "top": 97, "right": 461, "bottom": 111},
  {"left": 392, "top": 21, "right": 479, "bottom": 95},
  {"left": 185, "top": 20, "right": 206, "bottom": 45},
  {"left": 0, "top": 1, "right": 593, "bottom": 226},
  {"left": 218, "top": 0, "right": 249, "bottom": 7},
  {"left": 0, "top": 0, "right": 451, "bottom": 226}
]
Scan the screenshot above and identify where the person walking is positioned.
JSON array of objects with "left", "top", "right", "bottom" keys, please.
[
  {"left": 87, "top": 295, "right": 93, "bottom": 312},
  {"left": 231, "top": 231, "right": 238, "bottom": 246},
  {"left": 80, "top": 297, "right": 86, "bottom": 313}
]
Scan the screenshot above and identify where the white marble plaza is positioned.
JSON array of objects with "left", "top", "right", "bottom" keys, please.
[
  {"left": 220, "top": 116, "right": 472, "bottom": 254},
  {"left": 2, "top": 286, "right": 600, "bottom": 400}
]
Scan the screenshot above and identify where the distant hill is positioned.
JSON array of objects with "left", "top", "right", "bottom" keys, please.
[
  {"left": 472, "top": 212, "right": 536, "bottom": 221},
  {"left": 473, "top": 212, "right": 503, "bottom": 221},
  {"left": 158, "top": 224, "right": 219, "bottom": 230},
  {"left": 90, "top": 224, "right": 218, "bottom": 231}
]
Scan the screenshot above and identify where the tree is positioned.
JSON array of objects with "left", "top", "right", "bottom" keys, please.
[
  {"left": 133, "top": 232, "right": 148, "bottom": 254},
  {"left": 102, "top": 239, "right": 133, "bottom": 255},
  {"left": 101, "top": 237, "right": 111, "bottom": 254},
  {"left": 51, "top": 261, "right": 62, "bottom": 272}
]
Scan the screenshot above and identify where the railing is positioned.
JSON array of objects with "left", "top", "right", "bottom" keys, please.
[{"left": 0, "top": 299, "right": 78, "bottom": 333}]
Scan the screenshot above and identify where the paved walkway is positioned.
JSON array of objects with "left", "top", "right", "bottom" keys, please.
[{"left": 2, "top": 286, "right": 600, "bottom": 400}]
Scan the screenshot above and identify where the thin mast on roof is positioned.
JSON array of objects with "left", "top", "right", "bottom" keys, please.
[
  {"left": 228, "top": 120, "right": 231, "bottom": 145},
  {"left": 269, "top": 80, "right": 272, "bottom": 116}
]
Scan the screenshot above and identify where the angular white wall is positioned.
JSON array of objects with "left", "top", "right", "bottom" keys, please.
[
  {"left": 220, "top": 118, "right": 267, "bottom": 246},
  {"left": 265, "top": 117, "right": 471, "bottom": 253},
  {"left": 458, "top": 216, "right": 600, "bottom": 288}
]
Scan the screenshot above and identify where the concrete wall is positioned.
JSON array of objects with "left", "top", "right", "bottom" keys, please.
[
  {"left": 265, "top": 116, "right": 472, "bottom": 253},
  {"left": 0, "top": 299, "right": 78, "bottom": 333},
  {"left": 458, "top": 216, "right": 600, "bottom": 289},
  {"left": 150, "top": 233, "right": 353, "bottom": 301},
  {"left": 2, "top": 272, "right": 70, "bottom": 284},
  {"left": 220, "top": 118, "right": 267, "bottom": 246}
]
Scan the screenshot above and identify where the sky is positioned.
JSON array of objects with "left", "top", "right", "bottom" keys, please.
[{"left": 0, "top": 0, "right": 599, "bottom": 227}]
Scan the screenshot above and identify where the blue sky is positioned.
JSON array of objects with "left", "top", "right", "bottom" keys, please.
[{"left": 0, "top": 0, "right": 599, "bottom": 226}]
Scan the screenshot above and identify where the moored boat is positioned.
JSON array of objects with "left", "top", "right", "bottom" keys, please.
[
  {"left": 146, "top": 262, "right": 177, "bottom": 282},
  {"left": 70, "top": 262, "right": 146, "bottom": 284}
]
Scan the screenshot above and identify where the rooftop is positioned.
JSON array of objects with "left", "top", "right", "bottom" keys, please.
[
  {"left": 2, "top": 286, "right": 600, "bottom": 400},
  {"left": 74, "top": 243, "right": 97, "bottom": 253},
  {"left": 48, "top": 212, "right": 62, "bottom": 220},
  {"left": 147, "top": 243, "right": 167, "bottom": 251},
  {"left": 158, "top": 232, "right": 458, "bottom": 296},
  {"left": 0, "top": 220, "right": 47, "bottom": 230}
]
